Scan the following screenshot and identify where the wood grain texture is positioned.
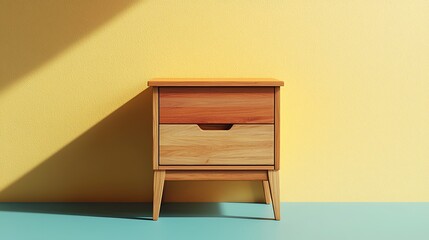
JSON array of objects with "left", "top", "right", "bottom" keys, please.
[
  {"left": 263, "top": 180, "right": 271, "bottom": 204},
  {"left": 274, "top": 86, "right": 280, "bottom": 170},
  {"left": 151, "top": 80, "right": 283, "bottom": 220},
  {"left": 165, "top": 171, "right": 268, "bottom": 181},
  {"left": 160, "top": 124, "right": 274, "bottom": 165},
  {"left": 158, "top": 165, "right": 274, "bottom": 170},
  {"left": 159, "top": 87, "right": 274, "bottom": 124},
  {"left": 153, "top": 170, "right": 165, "bottom": 221},
  {"left": 148, "top": 78, "right": 284, "bottom": 87},
  {"left": 152, "top": 87, "right": 159, "bottom": 170},
  {"left": 268, "top": 170, "right": 280, "bottom": 220}
]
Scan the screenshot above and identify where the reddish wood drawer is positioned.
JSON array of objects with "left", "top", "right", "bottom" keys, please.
[{"left": 159, "top": 87, "right": 274, "bottom": 124}]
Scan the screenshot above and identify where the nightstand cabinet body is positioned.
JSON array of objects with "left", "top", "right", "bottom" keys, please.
[{"left": 148, "top": 78, "right": 283, "bottom": 220}]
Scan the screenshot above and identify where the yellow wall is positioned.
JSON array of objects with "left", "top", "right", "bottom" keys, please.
[{"left": 1, "top": 1, "right": 428, "bottom": 202}]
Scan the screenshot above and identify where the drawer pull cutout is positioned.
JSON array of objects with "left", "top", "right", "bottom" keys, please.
[{"left": 197, "top": 124, "right": 233, "bottom": 131}]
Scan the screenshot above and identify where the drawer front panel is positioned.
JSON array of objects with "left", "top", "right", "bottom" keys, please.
[
  {"left": 159, "top": 124, "right": 274, "bottom": 165},
  {"left": 159, "top": 87, "right": 274, "bottom": 124}
]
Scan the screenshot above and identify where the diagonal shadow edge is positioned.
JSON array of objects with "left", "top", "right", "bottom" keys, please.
[
  {"left": 0, "top": 0, "right": 139, "bottom": 90},
  {"left": 0, "top": 88, "right": 153, "bottom": 202},
  {"left": 0, "top": 88, "right": 267, "bottom": 203}
]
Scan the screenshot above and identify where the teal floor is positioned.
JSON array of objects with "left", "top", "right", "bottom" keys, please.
[{"left": 1, "top": 202, "right": 428, "bottom": 240}]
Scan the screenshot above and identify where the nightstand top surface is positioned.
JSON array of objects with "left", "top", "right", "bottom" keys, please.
[{"left": 148, "top": 78, "right": 284, "bottom": 87}]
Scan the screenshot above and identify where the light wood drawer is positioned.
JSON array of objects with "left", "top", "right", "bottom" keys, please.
[
  {"left": 159, "top": 87, "right": 274, "bottom": 124},
  {"left": 159, "top": 124, "right": 274, "bottom": 165}
]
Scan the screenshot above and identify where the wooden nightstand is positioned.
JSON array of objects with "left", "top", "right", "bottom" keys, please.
[{"left": 148, "top": 78, "right": 284, "bottom": 220}]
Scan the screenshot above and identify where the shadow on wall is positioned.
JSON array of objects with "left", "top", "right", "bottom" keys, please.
[
  {"left": 0, "top": 0, "right": 267, "bottom": 202},
  {"left": 0, "top": 87, "right": 267, "bottom": 202},
  {"left": 0, "top": 0, "right": 137, "bottom": 90},
  {"left": 0, "top": 89, "right": 154, "bottom": 202}
]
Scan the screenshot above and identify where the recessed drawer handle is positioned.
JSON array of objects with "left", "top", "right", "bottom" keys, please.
[{"left": 197, "top": 124, "right": 233, "bottom": 131}]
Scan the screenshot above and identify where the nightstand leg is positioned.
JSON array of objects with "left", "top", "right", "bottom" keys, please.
[
  {"left": 268, "top": 170, "right": 280, "bottom": 220},
  {"left": 262, "top": 180, "right": 271, "bottom": 204},
  {"left": 153, "top": 170, "right": 165, "bottom": 221}
]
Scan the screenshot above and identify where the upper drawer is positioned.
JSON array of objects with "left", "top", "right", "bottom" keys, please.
[{"left": 159, "top": 87, "right": 274, "bottom": 124}]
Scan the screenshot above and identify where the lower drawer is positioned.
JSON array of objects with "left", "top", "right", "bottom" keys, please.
[{"left": 159, "top": 124, "right": 274, "bottom": 165}]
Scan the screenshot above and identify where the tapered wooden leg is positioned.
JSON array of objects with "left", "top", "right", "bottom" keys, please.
[
  {"left": 268, "top": 170, "right": 280, "bottom": 220},
  {"left": 153, "top": 170, "right": 165, "bottom": 221},
  {"left": 262, "top": 180, "right": 271, "bottom": 204}
]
